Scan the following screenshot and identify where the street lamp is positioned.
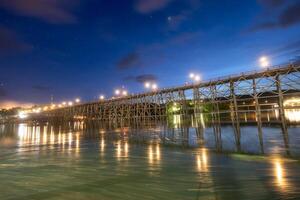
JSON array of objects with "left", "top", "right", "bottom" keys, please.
[
  {"left": 115, "top": 89, "right": 120, "bottom": 95},
  {"left": 259, "top": 56, "right": 270, "bottom": 68},
  {"left": 51, "top": 104, "right": 56, "bottom": 109},
  {"left": 145, "top": 82, "right": 151, "bottom": 88},
  {"left": 194, "top": 75, "right": 201, "bottom": 82},
  {"left": 151, "top": 83, "right": 158, "bottom": 90},
  {"left": 75, "top": 98, "right": 80, "bottom": 103},
  {"left": 144, "top": 82, "right": 158, "bottom": 91},
  {"left": 189, "top": 73, "right": 201, "bottom": 83},
  {"left": 99, "top": 95, "right": 105, "bottom": 100},
  {"left": 115, "top": 88, "right": 128, "bottom": 97},
  {"left": 68, "top": 101, "right": 73, "bottom": 106},
  {"left": 122, "top": 90, "right": 128, "bottom": 96}
]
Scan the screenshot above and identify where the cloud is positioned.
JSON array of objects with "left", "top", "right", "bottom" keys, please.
[
  {"left": 135, "top": 0, "right": 173, "bottom": 14},
  {"left": 0, "top": 27, "right": 32, "bottom": 54},
  {"left": 117, "top": 52, "right": 142, "bottom": 70},
  {"left": 124, "top": 74, "right": 158, "bottom": 83},
  {"left": 270, "top": 40, "right": 300, "bottom": 59},
  {"left": 167, "top": 11, "right": 189, "bottom": 30},
  {"left": 278, "top": 2, "right": 300, "bottom": 27},
  {"left": 167, "top": 0, "right": 201, "bottom": 31},
  {"left": 274, "top": 40, "right": 300, "bottom": 53},
  {"left": 250, "top": 2, "right": 300, "bottom": 31},
  {"left": 32, "top": 85, "right": 51, "bottom": 92},
  {"left": 0, "top": 0, "right": 78, "bottom": 24}
]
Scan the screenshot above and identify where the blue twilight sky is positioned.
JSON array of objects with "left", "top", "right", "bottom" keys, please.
[{"left": 0, "top": 0, "right": 299, "bottom": 107}]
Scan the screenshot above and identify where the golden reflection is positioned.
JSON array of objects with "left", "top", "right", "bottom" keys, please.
[
  {"left": 35, "top": 127, "right": 40, "bottom": 145},
  {"left": 50, "top": 127, "right": 55, "bottom": 145},
  {"left": 116, "top": 141, "right": 121, "bottom": 159},
  {"left": 100, "top": 137, "right": 105, "bottom": 153},
  {"left": 31, "top": 127, "right": 35, "bottom": 144},
  {"left": 196, "top": 148, "right": 208, "bottom": 172},
  {"left": 115, "top": 139, "right": 130, "bottom": 160},
  {"left": 124, "top": 141, "right": 129, "bottom": 157},
  {"left": 58, "top": 132, "right": 61, "bottom": 145},
  {"left": 43, "top": 131, "right": 47, "bottom": 145},
  {"left": 75, "top": 133, "right": 80, "bottom": 155},
  {"left": 68, "top": 132, "right": 73, "bottom": 149},
  {"left": 156, "top": 145, "right": 160, "bottom": 160},
  {"left": 17, "top": 124, "right": 27, "bottom": 147},
  {"left": 273, "top": 158, "right": 288, "bottom": 189},
  {"left": 62, "top": 134, "right": 66, "bottom": 151},
  {"left": 148, "top": 145, "right": 153, "bottom": 163},
  {"left": 148, "top": 143, "right": 161, "bottom": 165}
]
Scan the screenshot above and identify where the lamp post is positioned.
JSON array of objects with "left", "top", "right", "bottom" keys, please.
[{"left": 259, "top": 56, "right": 270, "bottom": 68}]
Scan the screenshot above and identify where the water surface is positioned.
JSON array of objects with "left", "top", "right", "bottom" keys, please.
[{"left": 0, "top": 121, "right": 300, "bottom": 200}]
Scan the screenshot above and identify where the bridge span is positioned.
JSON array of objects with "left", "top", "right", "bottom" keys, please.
[{"left": 29, "top": 64, "right": 299, "bottom": 129}]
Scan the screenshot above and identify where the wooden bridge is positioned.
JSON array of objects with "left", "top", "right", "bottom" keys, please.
[{"left": 30, "top": 64, "right": 299, "bottom": 130}]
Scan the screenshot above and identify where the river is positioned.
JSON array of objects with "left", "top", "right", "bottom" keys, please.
[{"left": 0, "top": 113, "right": 300, "bottom": 199}]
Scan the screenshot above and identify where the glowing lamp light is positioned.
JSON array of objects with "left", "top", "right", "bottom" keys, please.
[
  {"left": 145, "top": 82, "right": 151, "bottom": 88},
  {"left": 122, "top": 90, "right": 128, "bottom": 96},
  {"left": 189, "top": 73, "right": 195, "bottom": 79},
  {"left": 99, "top": 95, "right": 105, "bottom": 100},
  {"left": 62, "top": 102, "right": 66, "bottom": 106},
  {"left": 18, "top": 111, "right": 28, "bottom": 119},
  {"left": 115, "top": 89, "right": 120, "bottom": 95},
  {"left": 195, "top": 75, "right": 201, "bottom": 82},
  {"left": 259, "top": 56, "right": 270, "bottom": 68},
  {"left": 152, "top": 83, "right": 158, "bottom": 90},
  {"left": 189, "top": 72, "right": 201, "bottom": 83},
  {"left": 75, "top": 98, "right": 81, "bottom": 103},
  {"left": 68, "top": 101, "right": 73, "bottom": 106}
]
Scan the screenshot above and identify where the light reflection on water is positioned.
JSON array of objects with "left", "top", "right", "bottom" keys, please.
[{"left": 0, "top": 120, "right": 299, "bottom": 199}]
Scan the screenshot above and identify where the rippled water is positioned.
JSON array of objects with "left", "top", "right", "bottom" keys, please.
[{"left": 0, "top": 121, "right": 300, "bottom": 200}]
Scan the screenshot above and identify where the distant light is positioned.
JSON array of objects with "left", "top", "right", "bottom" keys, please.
[
  {"left": 99, "top": 95, "right": 105, "bottom": 100},
  {"left": 195, "top": 75, "right": 201, "bottom": 82},
  {"left": 68, "top": 101, "right": 73, "bottom": 106},
  {"left": 122, "top": 90, "right": 128, "bottom": 96},
  {"left": 62, "top": 102, "right": 66, "bottom": 106},
  {"left": 58, "top": 104, "right": 62, "bottom": 108},
  {"left": 75, "top": 98, "right": 80, "bottom": 103},
  {"left": 18, "top": 111, "right": 28, "bottom": 119},
  {"left": 115, "top": 89, "right": 120, "bottom": 95},
  {"left": 259, "top": 56, "right": 270, "bottom": 68},
  {"left": 145, "top": 82, "right": 151, "bottom": 88},
  {"left": 189, "top": 73, "right": 201, "bottom": 83},
  {"left": 43, "top": 106, "right": 48, "bottom": 111},
  {"left": 151, "top": 83, "right": 158, "bottom": 90}
]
